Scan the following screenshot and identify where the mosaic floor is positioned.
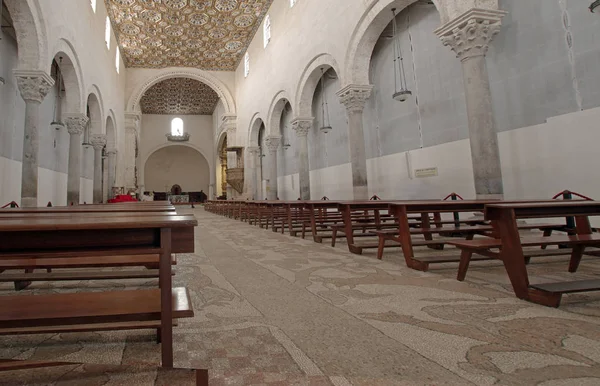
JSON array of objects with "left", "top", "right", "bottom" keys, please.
[{"left": 0, "top": 208, "right": 599, "bottom": 385}]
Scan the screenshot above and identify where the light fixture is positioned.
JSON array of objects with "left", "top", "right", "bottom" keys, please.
[
  {"left": 283, "top": 142, "right": 291, "bottom": 150},
  {"left": 318, "top": 67, "right": 333, "bottom": 134},
  {"left": 391, "top": 8, "right": 412, "bottom": 102},
  {"left": 591, "top": 1, "right": 600, "bottom": 13},
  {"left": 51, "top": 57, "right": 64, "bottom": 130}
]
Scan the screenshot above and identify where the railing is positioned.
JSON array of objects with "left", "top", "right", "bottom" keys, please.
[
  {"left": 370, "top": 195, "right": 382, "bottom": 201},
  {"left": 552, "top": 190, "right": 594, "bottom": 230},
  {"left": 1, "top": 201, "right": 19, "bottom": 208}
]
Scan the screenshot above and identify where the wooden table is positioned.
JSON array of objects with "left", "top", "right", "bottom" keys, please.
[{"left": 0, "top": 214, "right": 197, "bottom": 368}]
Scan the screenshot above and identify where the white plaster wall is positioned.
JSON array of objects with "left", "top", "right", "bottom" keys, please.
[
  {"left": 309, "top": 164, "right": 354, "bottom": 201},
  {"left": 0, "top": 157, "right": 21, "bottom": 206},
  {"left": 80, "top": 178, "right": 94, "bottom": 204},
  {"left": 277, "top": 173, "right": 299, "bottom": 201},
  {"left": 38, "top": 169, "right": 68, "bottom": 207},
  {"left": 144, "top": 145, "right": 210, "bottom": 193}
]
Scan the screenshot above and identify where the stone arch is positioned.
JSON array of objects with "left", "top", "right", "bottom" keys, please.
[
  {"left": 248, "top": 113, "right": 265, "bottom": 147},
  {"left": 51, "top": 38, "right": 85, "bottom": 114},
  {"left": 86, "top": 85, "right": 105, "bottom": 134},
  {"left": 267, "top": 91, "right": 292, "bottom": 137},
  {"left": 105, "top": 112, "right": 116, "bottom": 148},
  {"left": 344, "top": 0, "right": 441, "bottom": 86},
  {"left": 127, "top": 69, "right": 236, "bottom": 115},
  {"left": 4, "top": 0, "right": 47, "bottom": 70},
  {"left": 295, "top": 53, "right": 342, "bottom": 118},
  {"left": 142, "top": 142, "right": 212, "bottom": 175}
]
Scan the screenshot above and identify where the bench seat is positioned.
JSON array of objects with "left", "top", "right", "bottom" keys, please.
[
  {"left": 0, "top": 287, "right": 193, "bottom": 329},
  {"left": 0, "top": 269, "right": 167, "bottom": 283},
  {"left": 0, "top": 254, "right": 176, "bottom": 270}
]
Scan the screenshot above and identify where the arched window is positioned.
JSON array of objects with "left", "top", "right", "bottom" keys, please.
[
  {"left": 244, "top": 52, "right": 250, "bottom": 78},
  {"left": 116, "top": 48, "right": 121, "bottom": 74},
  {"left": 171, "top": 118, "right": 184, "bottom": 136},
  {"left": 290, "top": 0, "right": 297, "bottom": 7},
  {"left": 105, "top": 17, "right": 111, "bottom": 49},
  {"left": 263, "top": 15, "right": 271, "bottom": 48},
  {"left": 90, "top": 0, "right": 97, "bottom": 12}
]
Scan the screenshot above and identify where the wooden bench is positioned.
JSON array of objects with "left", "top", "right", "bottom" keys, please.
[{"left": 448, "top": 201, "right": 600, "bottom": 307}]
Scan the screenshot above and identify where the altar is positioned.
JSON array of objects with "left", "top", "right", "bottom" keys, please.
[{"left": 168, "top": 194, "right": 189, "bottom": 204}]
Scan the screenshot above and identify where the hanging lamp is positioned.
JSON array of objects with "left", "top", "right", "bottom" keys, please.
[
  {"left": 391, "top": 8, "right": 412, "bottom": 102},
  {"left": 591, "top": 1, "right": 600, "bottom": 12},
  {"left": 318, "top": 67, "right": 332, "bottom": 134},
  {"left": 51, "top": 57, "right": 64, "bottom": 130}
]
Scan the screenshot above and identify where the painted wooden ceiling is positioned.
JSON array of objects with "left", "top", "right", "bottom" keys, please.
[
  {"left": 140, "top": 77, "right": 220, "bottom": 114},
  {"left": 105, "top": 0, "right": 273, "bottom": 70}
]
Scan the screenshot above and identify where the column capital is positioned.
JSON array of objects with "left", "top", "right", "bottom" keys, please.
[
  {"left": 13, "top": 70, "right": 54, "bottom": 103},
  {"left": 435, "top": 8, "right": 507, "bottom": 61},
  {"left": 336, "top": 85, "right": 373, "bottom": 113},
  {"left": 265, "top": 136, "right": 281, "bottom": 155},
  {"left": 90, "top": 134, "right": 107, "bottom": 150},
  {"left": 291, "top": 117, "right": 314, "bottom": 137},
  {"left": 106, "top": 148, "right": 118, "bottom": 155},
  {"left": 64, "top": 113, "right": 89, "bottom": 135},
  {"left": 246, "top": 146, "right": 261, "bottom": 155}
]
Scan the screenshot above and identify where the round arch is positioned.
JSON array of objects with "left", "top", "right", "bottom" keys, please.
[
  {"left": 127, "top": 69, "right": 236, "bottom": 115},
  {"left": 86, "top": 85, "right": 105, "bottom": 134},
  {"left": 344, "top": 0, "right": 441, "bottom": 86},
  {"left": 4, "top": 0, "right": 47, "bottom": 70},
  {"left": 51, "top": 38, "right": 85, "bottom": 114},
  {"left": 294, "top": 53, "right": 342, "bottom": 118},
  {"left": 105, "top": 113, "right": 116, "bottom": 148},
  {"left": 142, "top": 142, "right": 213, "bottom": 175},
  {"left": 266, "top": 91, "right": 292, "bottom": 137},
  {"left": 247, "top": 113, "right": 265, "bottom": 147}
]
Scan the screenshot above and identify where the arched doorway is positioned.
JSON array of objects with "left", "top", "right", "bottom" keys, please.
[{"left": 144, "top": 145, "right": 210, "bottom": 202}]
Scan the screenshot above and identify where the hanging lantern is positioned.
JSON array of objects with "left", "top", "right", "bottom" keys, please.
[
  {"left": 591, "top": 1, "right": 600, "bottom": 13},
  {"left": 51, "top": 57, "right": 65, "bottom": 130},
  {"left": 391, "top": 8, "right": 412, "bottom": 102},
  {"left": 318, "top": 67, "right": 333, "bottom": 134}
]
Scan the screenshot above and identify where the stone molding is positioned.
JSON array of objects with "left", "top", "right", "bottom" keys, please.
[
  {"left": 435, "top": 8, "right": 507, "bottom": 61},
  {"left": 64, "top": 114, "right": 89, "bottom": 136},
  {"left": 265, "top": 136, "right": 281, "bottom": 155},
  {"left": 90, "top": 134, "right": 107, "bottom": 150},
  {"left": 336, "top": 85, "right": 373, "bottom": 113},
  {"left": 246, "top": 146, "right": 261, "bottom": 156},
  {"left": 13, "top": 70, "right": 54, "bottom": 103},
  {"left": 291, "top": 118, "right": 313, "bottom": 137},
  {"left": 106, "top": 148, "right": 118, "bottom": 155}
]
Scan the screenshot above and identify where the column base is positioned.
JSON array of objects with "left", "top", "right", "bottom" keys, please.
[
  {"left": 20, "top": 197, "right": 37, "bottom": 208},
  {"left": 353, "top": 185, "right": 369, "bottom": 201}
]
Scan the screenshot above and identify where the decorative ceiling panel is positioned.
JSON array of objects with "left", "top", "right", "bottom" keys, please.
[
  {"left": 140, "top": 78, "right": 220, "bottom": 115},
  {"left": 105, "top": 0, "right": 273, "bottom": 71}
]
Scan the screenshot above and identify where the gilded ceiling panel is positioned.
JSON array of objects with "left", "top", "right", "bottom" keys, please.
[
  {"left": 105, "top": 0, "right": 273, "bottom": 71},
  {"left": 140, "top": 78, "right": 220, "bottom": 115}
]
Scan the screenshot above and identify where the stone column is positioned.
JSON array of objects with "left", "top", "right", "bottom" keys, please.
[
  {"left": 90, "top": 134, "right": 106, "bottom": 203},
  {"left": 336, "top": 85, "right": 373, "bottom": 200},
  {"left": 14, "top": 71, "right": 54, "bottom": 207},
  {"left": 106, "top": 148, "right": 117, "bottom": 199},
  {"left": 246, "top": 146, "right": 261, "bottom": 200},
  {"left": 124, "top": 112, "right": 140, "bottom": 194},
  {"left": 291, "top": 118, "right": 313, "bottom": 200},
  {"left": 64, "top": 114, "right": 89, "bottom": 205},
  {"left": 264, "top": 136, "right": 281, "bottom": 200},
  {"left": 435, "top": 9, "right": 507, "bottom": 199}
]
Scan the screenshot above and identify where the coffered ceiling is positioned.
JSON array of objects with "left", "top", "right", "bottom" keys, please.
[
  {"left": 140, "top": 78, "right": 220, "bottom": 115},
  {"left": 105, "top": 0, "right": 273, "bottom": 71}
]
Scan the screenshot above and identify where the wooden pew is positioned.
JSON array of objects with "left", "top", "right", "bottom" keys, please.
[
  {"left": 448, "top": 201, "right": 600, "bottom": 307},
  {"left": 0, "top": 213, "right": 198, "bottom": 367}
]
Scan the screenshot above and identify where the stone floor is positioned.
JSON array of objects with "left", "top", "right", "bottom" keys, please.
[{"left": 1, "top": 207, "right": 600, "bottom": 385}]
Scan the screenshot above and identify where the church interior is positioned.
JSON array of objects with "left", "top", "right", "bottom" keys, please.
[{"left": 1, "top": 0, "right": 600, "bottom": 384}]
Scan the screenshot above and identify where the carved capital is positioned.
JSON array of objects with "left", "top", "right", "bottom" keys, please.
[
  {"left": 291, "top": 118, "right": 313, "bottom": 137},
  {"left": 336, "top": 85, "right": 373, "bottom": 113},
  {"left": 435, "top": 8, "right": 507, "bottom": 61},
  {"left": 64, "top": 114, "right": 89, "bottom": 135},
  {"left": 247, "top": 146, "right": 261, "bottom": 156},
  {"left": 265, "top": 136, "right": 281, "bottom": 155},
  {"left": 13, "top": 70, "right": 54, "bottom": 103},
  {"left": 90, "top": 134, "right": 107, "bottom": 150}
]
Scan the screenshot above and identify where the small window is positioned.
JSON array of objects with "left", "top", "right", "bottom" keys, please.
[
  {"left": 263, "top": 15, "right": 271, "bottom": 48},
  {"left": 90, "top": 0, "right": 97, "bottom": 12},
  {"left": 244, "top": 52, "right": 250, "bottom": 78},
  {"left": 290, "top": 0, "right": 297, "bottom": 7},
  {"left": 105, "top": 17, "right": 111, "bottom": 50},
  {"left": 171, "top": 118, "right": 184, "bottom": 136},
  {"left": 115, "top": 48, "right": 121, "bottom": 73}
]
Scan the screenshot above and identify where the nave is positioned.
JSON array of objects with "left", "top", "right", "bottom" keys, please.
[{"left": 1, "top": 207, "right": 598, "bottom": 385}]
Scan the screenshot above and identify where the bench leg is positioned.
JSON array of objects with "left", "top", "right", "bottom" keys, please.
[
  {"left": 377, "top": 236, "right": 386, "bottom": 260},
  {"left": 540, "top": 229, "right": 552, "bottom": 249},
  {"left": 457, "top": 249, "right": 473, "bottom": 281},
  {"left": 568, "top": 245, "right": 586, "bottom": 273},
  {"left": 14, "top": 269, "right": 33, "bottom": 291},
  {"left": 331, "top": 228, "right": 338, "bottom": 247},
  {"left": 156, "top": 328, "right": 162, "bottom": 344}
]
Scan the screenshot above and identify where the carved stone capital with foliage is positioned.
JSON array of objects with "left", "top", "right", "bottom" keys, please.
[
  {"left": 64, "top": 114, "right": 89, "bottom": 136},
  {"left": 14, "top": 70, "right": 54, "bottom": 103},
  {"left": 265, "top": 136, "right": 281, "bottom": 155},
  {"left": 291, "top": 118, "right": 313, "bottom": 137},
  {"left": 90, "top": 134, "right": 107, "bottom": 150},
  {"left": 336, "top": 85, "right": 373, "bottom": 113},
  {"left": 435, "top": 8, "right": 507, "bottom": 61}
]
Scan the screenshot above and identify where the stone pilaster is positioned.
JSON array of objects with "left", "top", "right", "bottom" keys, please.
[
  {"left": 435, "top": 8, "right": 506, "bottom": 199},
  {"left": 64, "top": 113, "right": 89, "bottom": 205},
  {"left": 106, "top": 148, "right": 117, "bottom": 199},
  {"left": 246, "top": 146, "right": 261, "bottom": 200},
  {"left": 291, "top": 118, "right": 313, "bottom": 200},
  {"left": 336, "top": 84, "right": 372, "bottom": 200},
  {"left": 90, "top": 134, "right": 107, "bottom": 203},
  {"left": 124, "top": 112, "right": 141, "bottom": 193},
  {"left": 221, "top": 114, "right": 237, "bottom": 145},
  {"left": 264, "top": 136, "right": 281, "bottom": 200},
  {"left": 14, "top": 70, "right": 54, "bottom": 207}
]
